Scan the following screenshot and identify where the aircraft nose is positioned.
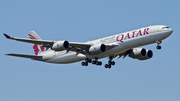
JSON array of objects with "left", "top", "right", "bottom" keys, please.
[
  {"left": 163, "top": 28, "right": 173, "bottom": 39},
  {"left": 168, "top": 28, "right": 173, "bottom": 35}
]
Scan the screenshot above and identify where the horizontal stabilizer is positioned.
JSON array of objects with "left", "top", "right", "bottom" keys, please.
[
  {"left": 4, "top": 34, "right": 11, "bottom": 39},
  {"left": 6, "top": 53, "right": 42, "bottom": 60},
  {"left": 3, "top": 34, "right": 53, "bottom": 45}
]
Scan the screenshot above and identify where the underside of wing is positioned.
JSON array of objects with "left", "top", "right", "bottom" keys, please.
[
  {"left": 67, "top": 42, "right": 91, "bottom": 54},
  {"left": 6, "top": 53, "right": 42, "bottom": 60}
]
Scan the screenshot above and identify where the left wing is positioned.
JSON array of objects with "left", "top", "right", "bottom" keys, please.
[{"left": 4, "top": 34, "right": 117, "bottom": 55}]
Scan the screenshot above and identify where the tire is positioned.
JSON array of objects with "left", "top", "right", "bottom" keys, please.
[
  {"left": 85, "top": 62, "right": 88, "bottom": 66},
  {"left": 92, "top": 61, "right": 95, "bottom": 64},
  {"left": 156, "top": 46, "right": 161, "bottom": 50},
  {"left": 96, "top": 61, "right": 99, "bottom": 65},
  {"left": 89, "top": 59, "right": 92, "bottom": 63},
  {"left": 108, "top": 65, "right": 111, "bottom": 69},
  {"left": 108, "top": 61, "right": 112, "bottom": 65},
  {"left": 105, "top": 64, "right": 108, "bottom": 68},
  {"left": 81, "top": 62, "right": 85, "bottom": 66},
  {"left": 98, "top": 62, "right": 102, "bottom": 66},
  {"left": 159, "top": 46, "right": 161, "bottom": 49},
  {"left": 111, "top": 61, "right": 115, "bottom": 65}
]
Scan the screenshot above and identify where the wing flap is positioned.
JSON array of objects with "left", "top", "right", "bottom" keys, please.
[
  {"left": 68, "top": 42, "right": 118, "bottom": 55},
  {"left": 69, "top": 42, "right": 91, "bottom": 49},
  {"left": 69, "top": 42, "right": 118, "bottom": 50},
  {"left": 105, "top": 43, "right": 119, "bottom": 50}
]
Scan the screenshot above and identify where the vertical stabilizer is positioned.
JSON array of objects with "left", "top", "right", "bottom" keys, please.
[{"left": 28, "top": 31, "right": 45, "bottom": 55}]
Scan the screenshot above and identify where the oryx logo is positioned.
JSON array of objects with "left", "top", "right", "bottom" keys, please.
[{"left": 28, "top": 34, "right": 45, "bottom": 55}]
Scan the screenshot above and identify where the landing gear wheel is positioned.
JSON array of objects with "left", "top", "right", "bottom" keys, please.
[
  {"left": 96, "top": 61, "right": 99, "bottom": 65},
  {"left": 92, "top": 60, "right": 96, "bottom": 64},
  {"left": 108, "top": 61, "right": 112, "bottom": 65},
  {"left": 81, "top": 62, "right": 85, "bottom": 66},
  {"left": 108, "top": 65, "right": 111, "bottom": 69},
  {"left": 88, "top": 59, "right": 92, "bottom": 63},
  {"left": 105, "top": 64, "right": 108, "bottom": 68},
  {"left": 156, "top": 46, "right": 161, "bottom": 50},
  {"left": 105, "top": 64, "right": 111, "bottom": 68},
  {"left": 108, "top": 61, "right": 115, "bottom": 66},
  {"left": 156, "top": 40, "right": 162, "bottom": 50},
  {"left": 111, "top": 61, "right": 115, "bottom": 65},
  {"left": 98, "top": 62, "right": 102, "bottom": 66},
  {"left": 85, "top": 62, "right": 88, "bottom": 66},
  {"left": 85, "top": 59, "right": 91, "bottom": 63}
]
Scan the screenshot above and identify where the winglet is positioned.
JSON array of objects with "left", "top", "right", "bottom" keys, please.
[{"left": 3, "top": 33, "right": 12, "bottom": 39}]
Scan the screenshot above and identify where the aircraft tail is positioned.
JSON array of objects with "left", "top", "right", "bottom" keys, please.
[{"left": 28, "top": 31, "right": 45, "bottom": 55}]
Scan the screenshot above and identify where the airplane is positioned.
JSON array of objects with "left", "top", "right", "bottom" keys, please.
[{"left": 4, "top": 25, "right": 173, "bottom": 68}]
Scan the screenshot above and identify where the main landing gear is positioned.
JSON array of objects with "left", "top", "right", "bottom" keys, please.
[
  {"left": 81, "top": 57, "right": 116, "bottom": 69},
  {"left": 81, "top": 58, "right": 102, "bottom": 66},
  {"left": 92, "top": 58, "right": 102, "bottom": 66},
  {"left": 81, "top": 58, "right": 91, "bottom": 66},
  {"left": 156, "top": 40, "right": 162, "bottom": 50},
  {"left": 104, "top": 57, "right": 115, "bottom": 69}
]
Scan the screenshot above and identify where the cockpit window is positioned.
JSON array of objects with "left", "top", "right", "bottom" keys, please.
[{"left": 162, "top": 27, "right": 169, "bottom": 29}]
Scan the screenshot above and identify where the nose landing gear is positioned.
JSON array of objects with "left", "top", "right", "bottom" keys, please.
[{"left": 156, "top": 40, "right": 162, "bottom": 50}]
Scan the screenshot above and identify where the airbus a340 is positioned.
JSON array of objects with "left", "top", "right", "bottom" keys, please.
[{"left": 4, "top": 25, "right": 173, "bottom": 68}]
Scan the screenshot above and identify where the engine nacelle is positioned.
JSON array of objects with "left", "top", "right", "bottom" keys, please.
[
  {"left": 51, "top": 41, "right": 69, "bottom": 51},
  {"left": 139, "top": 50, "right": 153, "bottom": 60},
  {"left": 129, "top": 48, "right": 146, "bottom": 59},
  {"left": 89, "top": 44, "right": 106, "bottom": 54}
]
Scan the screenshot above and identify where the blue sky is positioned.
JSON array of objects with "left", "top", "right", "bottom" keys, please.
[{"left": 0, "top": 0, "right": 180, "bottom": 101}]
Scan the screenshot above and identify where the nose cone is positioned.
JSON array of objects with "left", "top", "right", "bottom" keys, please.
[
  {"left": 168, "top": 28, "right": 173, "bottom": 36},
  {"left": 170, "top": 28, "right": 173, "bottom": 34},
  {"left": 163, "top": 28, "right": 173, "bottom": 40}
]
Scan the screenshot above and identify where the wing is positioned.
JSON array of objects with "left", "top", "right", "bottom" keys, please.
[
  {"left": 6, "top": 54, "right": 42, "bottom": 60},
  {"left": 66, "top": 42, "right": 118, "bottom": 55},
  {"left": 117, "top": 49, "right": 132, "bottom": 59},
  {"left": 4, "top": 34, "right": 117, "bottom": 55}
]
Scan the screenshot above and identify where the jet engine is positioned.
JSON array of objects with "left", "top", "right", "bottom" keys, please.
[
  {"left": 89, "top": 44, "right": 106, "bottom": 54},
  {"left": 51, "top": 41, "right": 69, "bottom": 51},
  {"left": 139, "top": 50, "right": 153, "bottom": 60},
  {"left": 129, "top": 48, "right": 153, "bottom": 60},
  {"left": 129, "top": 48, "right": 146, "bottom": 59}
]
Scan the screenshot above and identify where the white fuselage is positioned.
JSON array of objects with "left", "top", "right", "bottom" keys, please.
[{"left": 39, "top": 25, "right": 173, "bottom": 64}]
